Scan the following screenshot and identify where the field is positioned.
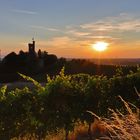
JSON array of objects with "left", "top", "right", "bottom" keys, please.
[{"left": 0, "top": 67, "right": 140, "bottom": 140}]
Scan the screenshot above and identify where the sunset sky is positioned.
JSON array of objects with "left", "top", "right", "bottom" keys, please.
[{"left": 1, "top": 0, "right": 140, "bottom": 58}]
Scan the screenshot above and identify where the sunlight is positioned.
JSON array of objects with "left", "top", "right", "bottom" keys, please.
[{"left": 92, "top": 41, "right": 109, "bottom": 52}]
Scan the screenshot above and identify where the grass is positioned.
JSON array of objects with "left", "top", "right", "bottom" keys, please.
[
  {"left": 12, "top": 96, "right": 140, "bottom": 140},
  {"left": 68, "top": 96, "right": 140, "bottom": 140}
]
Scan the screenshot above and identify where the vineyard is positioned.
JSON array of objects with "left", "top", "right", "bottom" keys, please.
[{"left": 0, "top": 67, "right": 140, "bottom": 139}]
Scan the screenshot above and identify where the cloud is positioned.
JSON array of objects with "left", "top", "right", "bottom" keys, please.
[
  {"left": 80, "top": 14, "right": 140, "bottom": 32},
  {"left": 12, "top": 9, "right": 37, "bottom": 15},
  {"left": 66, "top": 29, "right": 91, "bottom": 37},
  {"left": 30, "top": 25, "right": 60, "bottom": 32},
  {"left": 61, "top": 13, "right": 140, "bottom": 49},
  {"left": 31, "top": 14, "right": 137, "bottom": 43},
  {"left": 38, "top": 36, "right": 72, "bottom": 49},
  {"left": 86, "top": 36, "right": 120, "bottom": 40},
  {"left": 27, "top": 13, "right": 140, "bottom": 58},
  {"left": 40, "top": 36, "right": 97, "bottom": 58},
  {"left": 65, "top": 27, "right": 120, "bottom": 42}
]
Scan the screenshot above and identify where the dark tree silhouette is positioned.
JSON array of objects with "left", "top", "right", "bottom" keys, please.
[
  {"left": 3, "top": 52, "right": 18, "bottom": 66},
  {"left": 44, "top": 54, "right": 57, "bottom": 66},
  {"left": 38, "top": 49, "right": 42, "bottom": 59}
]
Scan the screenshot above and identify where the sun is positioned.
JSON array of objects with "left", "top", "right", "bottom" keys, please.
[{"left": 92, "top": 41, "right": 109, "bottom": 52}]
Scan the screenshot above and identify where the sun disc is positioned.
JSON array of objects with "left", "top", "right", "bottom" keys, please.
[{"left": 92, "top": 41, "right": 109, "bottom": 52}]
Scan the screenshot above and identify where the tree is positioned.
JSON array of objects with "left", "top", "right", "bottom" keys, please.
[
  {"left": 38, "top": 49, "right": 42, "bottom": 59},
  {"left": 43, "top": 54, "right": 57, "bottom": 66},
  {"left": 3, "top": 52, "right": 18, "bottom": 66}
]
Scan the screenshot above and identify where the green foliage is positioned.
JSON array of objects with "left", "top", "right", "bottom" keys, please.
[
  {"left": 0, "top": 85, "right": 7, "bottom": 100},
  {"left": 114, "top": 66, "right": 123, "bottom": 77},
  {"left": 19, "top": 73, "right": 45, "bottom": 93},
  {"left": 0, "top": 67, "right": 140, "bottom": 139}
]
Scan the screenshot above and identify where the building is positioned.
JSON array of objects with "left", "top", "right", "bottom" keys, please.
[{"left": 28, "top": 38, "right": 36, "bottom": 54}]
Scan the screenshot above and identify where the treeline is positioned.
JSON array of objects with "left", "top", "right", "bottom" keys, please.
[
  {"left": 0, "top": 51, "right": 139, "bottom": 82},
  {"left": 0, "top": 50, "right": 57, "bottom": 82},
  {"left": 0, "top": 68, "right": 140, "bottom": 139}
]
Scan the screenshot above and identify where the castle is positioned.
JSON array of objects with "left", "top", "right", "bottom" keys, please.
[{"left": 28, "top": 38, "right": 36, "bottom": 54}]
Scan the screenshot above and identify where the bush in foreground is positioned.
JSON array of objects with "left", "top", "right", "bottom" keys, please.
[
  {"left": 12, "top": 96, "right": 140, "bottom": 140},
  {"left": 1, "top": 68, "right": 140, "bottom": 139},
  {"left": 68, "top": 96, "right": 140, "bottom": 140}
]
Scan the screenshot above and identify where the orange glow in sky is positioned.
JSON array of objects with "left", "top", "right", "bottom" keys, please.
[
  {"left": 0, "top": 0, "right": 140, "bottom": 58},
  {"left": 92, "top": 41, "right": 109, "bottom": 52}
]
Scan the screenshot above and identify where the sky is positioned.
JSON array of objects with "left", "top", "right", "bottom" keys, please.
[{"left": 0, "top": 0, "right": 140, "bottom": 58}]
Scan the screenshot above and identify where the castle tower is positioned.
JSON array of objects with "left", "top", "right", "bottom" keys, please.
[{"left": 28, "top": 38, "right": 35, "bottom": 53}]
